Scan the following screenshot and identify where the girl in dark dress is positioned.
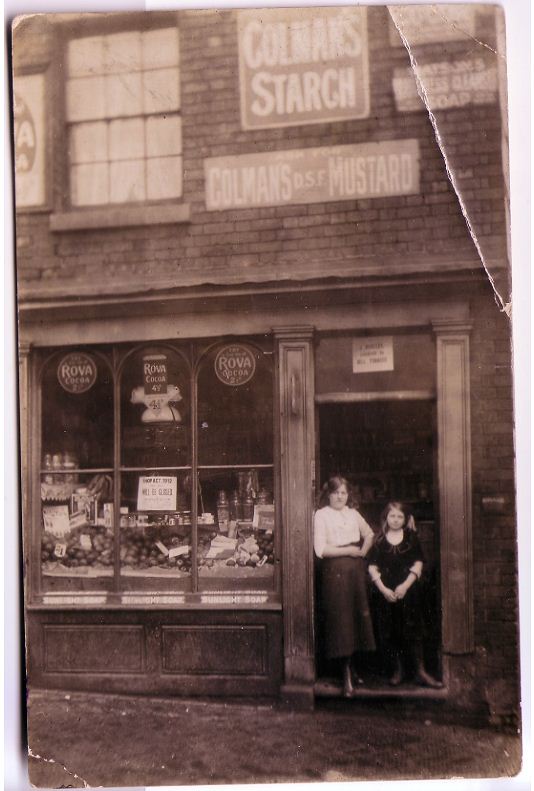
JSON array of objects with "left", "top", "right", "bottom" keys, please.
[{"left": 368, "top": 501, "right": 442, "bottom": 688}]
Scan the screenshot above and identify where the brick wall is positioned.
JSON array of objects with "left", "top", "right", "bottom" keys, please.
[
  {"left": 470, "top": 282, "right": 518, "bottom": 723},
  {"left": 13, "top": 7, "right": 507, "bottom": 295}
]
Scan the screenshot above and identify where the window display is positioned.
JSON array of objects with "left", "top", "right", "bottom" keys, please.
[{"left": 38, "top": 338, "right": 277, "bottom": 602}]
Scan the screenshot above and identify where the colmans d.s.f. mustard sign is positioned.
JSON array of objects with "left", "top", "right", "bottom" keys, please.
[
  {"left": 215, "top": 344, "right": 256, "bottom": 386},
  {"left": 57, "top": 353, "right": 97, "bottom": 394}
]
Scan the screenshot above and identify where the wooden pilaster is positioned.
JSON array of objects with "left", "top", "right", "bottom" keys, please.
[
  {"left": 433, "top": 321, "right": 474, "bottom": 654},
  {"left": 275, "top": 326, "right": 315, "bottom": 706}
]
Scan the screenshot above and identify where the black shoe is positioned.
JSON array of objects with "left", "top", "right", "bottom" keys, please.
[{"left": 415, "top": 669, "right": 443, "bottom": 689}]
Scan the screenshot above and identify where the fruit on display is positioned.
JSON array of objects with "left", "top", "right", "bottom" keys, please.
[
  {"left": 120, "top": 527, "right": 191, "bottom": 572},
  {"left": 41, "top": 525, "right": 114, "bottom": 568},
  {"left": 42, "top": 524, "right": 274, "bottom": 573}
]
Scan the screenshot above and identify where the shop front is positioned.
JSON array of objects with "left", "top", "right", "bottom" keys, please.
[{"left": 21, "top": 277, "right": 477, "bottom": 705}]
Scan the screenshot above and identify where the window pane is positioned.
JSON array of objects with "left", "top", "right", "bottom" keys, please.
[
  {"left": 147, "top": 156, "right": 182, "bottom": 201},
  {"left": 69, "top": 122, "right": 108, "bottom": 164},
  {"left": 40, "top": 350, "right": 114, "bottom": 594},
  {"left": 143, "top": 68, "right": 180, "bottom": 113},
  {"left": 197, "top": 469, "right": 275, "bottom": 592},
  {"left": 41, "top": 472, "right": 115, "bottom": 594},
  {"left": 146, "top": 115, "right": 181, "bottom": 157},
  {"left": 119, "top": 471, "right": 192, "bottom": 592},
  {"left": 71, "top": 163, "right": 109, "bottom": 206},
  {"left": 198, "top": 343, "right": 273, "bottom": 466},
  {"left": 109, "top": 160, "right": 145, "bottom": 203},
  {"left": 68, "top": 36, "right": 105, "bottom": 78},
  {"left": 66, "top": 77, "right": 106, "bottom": 122},
  {"left": 109, "top": 118, "right": 145, "bottom": 161},
  {"left": 142, "top": 28, "right": 179, "bottom": 69},
  {"left": 105, "top": 73, "right": 143, "bottom": 118},
  {"left": 120, "top": 347, "right": 191, "bottom": 469},
  {"left": 104, "top": 31, "right": 142, "bottom": 74}
]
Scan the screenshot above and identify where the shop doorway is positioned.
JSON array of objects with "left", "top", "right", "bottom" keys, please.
[{"left": 315, "top": 398, "right": 442, "bottom": 691}]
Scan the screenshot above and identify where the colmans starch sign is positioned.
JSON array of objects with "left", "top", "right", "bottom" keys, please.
[{"left": 238, "top": 7, "right": 369, "bottom": 129}]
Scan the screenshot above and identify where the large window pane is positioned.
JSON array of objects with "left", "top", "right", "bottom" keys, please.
[
  {"left": 119, "top": 471, "right": 192, "bottom": 591},
  {"left": 40, "top": 350, "right": 114, "bottom": 593},
  {"left": 120, "top": 346, "right": 191, "bottom": 469},
  {"left": 197, "top": 468, "right": 275, "bottom": 591},
  {"left": 198, "top": 342, "right": 273, "bottom": 466}
]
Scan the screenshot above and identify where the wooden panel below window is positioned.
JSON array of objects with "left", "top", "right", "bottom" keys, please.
[
  {"left": 43, "top": 625, "right": 145, "bottom": 673},
  {"left": 161, "top": 625, "right": 267, "bottom": 675}
]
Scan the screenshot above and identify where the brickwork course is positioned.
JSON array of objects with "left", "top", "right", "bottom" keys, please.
[{"left": 12, "top": 6, "right": 519, "bottom": 725}]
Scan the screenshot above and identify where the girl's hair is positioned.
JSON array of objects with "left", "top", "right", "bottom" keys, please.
[
  {"left": 378, "top": 501, "right": 416, "bottom": 538},
  {"left": 317, "top": 475, "right": 358, "bottom": 509}
]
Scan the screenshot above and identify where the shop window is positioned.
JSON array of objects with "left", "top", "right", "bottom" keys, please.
[
  {"left": 196, "top": 343, "right": 275, "bottom": 592},
  {"left": 37, "top": 339, "right": 277, "bottom": 602},
  {"left": 40, "top": 350, "right": 115, "bottom": 593},
  {"left": 66, "top": 28, "right": 182, "bottom": 206}
]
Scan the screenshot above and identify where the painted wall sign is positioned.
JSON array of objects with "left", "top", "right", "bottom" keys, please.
[
  {"left": 57, "top": 352, "right": 97, "bottom": 394},
  {"left": 393, "top": 58, "right": 498, "bottom": 112},
  {"left": 238, "top": 6, "right": 369, "bottom": 129},
  {"left": 389, "top": 5, "right": 476, "bottom": 46},
  {"left": 13, "top": 73, "right": 46, "bottom": 207},
  {"left": 353, "top": 337, "right": 394, "bottom": 373},
  {"left": 215, "top": 344, "right": 257, "bottom": 386},
  {"left": 205, "top": 139, "right": 419, "bottom": 211},
  {"left": 137, "top": 476, "right": 177, "bottom": 511}
]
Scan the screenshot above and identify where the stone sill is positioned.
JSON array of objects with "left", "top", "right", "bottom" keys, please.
[{"left": 49, "top": 203, "right": 191, "bottom": 232}]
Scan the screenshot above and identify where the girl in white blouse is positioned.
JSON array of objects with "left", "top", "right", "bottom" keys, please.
[{"left": 314, "top": 475, "right": 376, "bottom": 696}]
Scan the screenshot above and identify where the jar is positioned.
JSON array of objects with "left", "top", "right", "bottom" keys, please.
[
  {"left": 229, "top": 491, "right": 240, "bottom": 521},
  {"left": 242, "top": 495, "right": 254, "bottom": 521}
]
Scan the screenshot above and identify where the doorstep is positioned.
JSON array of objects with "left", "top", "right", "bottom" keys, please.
[{"left": 314, "top": 677, "right": 449, "bottom": 700}]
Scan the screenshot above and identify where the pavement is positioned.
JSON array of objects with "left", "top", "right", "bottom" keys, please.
[{"left": 24, "top": 688, "right": 522, "bottom": 789}]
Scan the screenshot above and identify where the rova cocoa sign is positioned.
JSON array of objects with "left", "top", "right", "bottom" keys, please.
[
  {"left": 57, "top": 353, "right": 97, "bottom": 394},
  {"left": 215, "top": 345, "right": 256, "bottom": 386}
]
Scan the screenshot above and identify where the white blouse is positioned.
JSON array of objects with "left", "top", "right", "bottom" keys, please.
[{"left": 313, "top": 506, "right": 374, "bottom": 559}]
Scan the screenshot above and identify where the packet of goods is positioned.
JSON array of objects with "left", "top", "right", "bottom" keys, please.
[
  {"left": 205, "top": 535, "right": 238, "bottom": 559},
  {"left": 168, "top": 544, "right": 191, "bottom": 558}
]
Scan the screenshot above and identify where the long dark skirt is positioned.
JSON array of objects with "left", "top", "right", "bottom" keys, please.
[{"left": 320, "top": 557, "right": 376, "bottom": 659}]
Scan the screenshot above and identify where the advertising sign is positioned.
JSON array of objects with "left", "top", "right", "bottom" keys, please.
[
  {"left": 205, "top": 139, "right": 419, "bottom": 211},
  {"left": 353, "top": 337, "right": 394, "bottom": 373},
  {"left": 393, "top": 58, "right": 498, "bottom": 112},
  {"left": 137, "top": 476, "right": 177, "bottom": 511},
  {"left": 13, "top": 73, "right": 46, "bottom": 207},
  {"left": 238, "top": 6, "right": 369, "bottom": 129},
  {"left": 42, "top": 505, "right": 71, "bottom": 538},
  {"left": 215, "top": 344, "right": 257, "bottom": 386},
  {"left": 143, "top": 354, "right": 168, "bottom": 395},
  {"left": 389, "top": 5, "right": 476, "bottom": 46},
  {"left": 57, "top": 352, "right": 97, "bottom": 394}
]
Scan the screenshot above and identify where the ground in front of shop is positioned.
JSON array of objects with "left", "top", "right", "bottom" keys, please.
[{"left": 26, "top": 689, "right": 521, "bottom": 788}]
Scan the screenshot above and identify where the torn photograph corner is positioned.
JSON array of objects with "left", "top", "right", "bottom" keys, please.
[{"left": 9, "top": 2, "right": 524, "bottom": 788}]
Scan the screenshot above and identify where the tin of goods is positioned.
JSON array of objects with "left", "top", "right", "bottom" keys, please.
[{"left": 103, "top": 503, "right": 114, "bottom": 528}]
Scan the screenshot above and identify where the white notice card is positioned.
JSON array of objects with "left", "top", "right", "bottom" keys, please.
[
  {"left": 137, "top": 476, "right": 177, "bottom": 511},
  {"left": 352, "top": 337, "right": 394, "bottom": 373}
]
